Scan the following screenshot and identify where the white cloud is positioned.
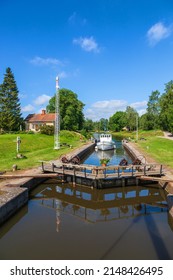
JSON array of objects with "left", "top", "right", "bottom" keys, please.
[
  {"left": 19, "top": 93, "right": 27, "bottom": 99},
  {"left": 130, "top": 101, "right": 147, "bottom": 109},
  {"left": 22, "top": 104, "right": 35, "bottom": 112},
  {"left": 73, "top": 36, "right": 100, "bottom": 53},
  {"left": 85, "top": 99, "right": 147, "bottom": 121},
  {"left": 68, "top": 12, "right": 77, "bottom": 24},
  {"left": 34, "top": 94, "right": 51, "bottom": 106},
  {"left": 85, "top": 99, "right": 127, "bottom": 121},
  {"left": 68, "top": 12, "right": 87, "bottom": 26},
  {"left": 30, "top": 56, "right": 62, "bottom": 66},
  {"left": 58, "top": 71, "right": 68, "bottom": 79},
  {"left": 147, "top": 22, "right": 172, "bottom": 46},
  {"left": 137, "top": 108, "right": 147, "bottom": 116}
]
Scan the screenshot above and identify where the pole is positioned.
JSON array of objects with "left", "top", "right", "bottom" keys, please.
[
  {"left": 16, "top": 136, "right": 21, "bottom": 153},
  {"left": 54, "top": 76, "right": 60, "bottom": 149},
  {"left": 136, "top": 114, "right": 138, "bottom": 142}
]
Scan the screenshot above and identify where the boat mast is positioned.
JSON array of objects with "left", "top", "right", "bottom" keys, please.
[{"left": 54, "top": 76, "right": 60, "bottom": 149}]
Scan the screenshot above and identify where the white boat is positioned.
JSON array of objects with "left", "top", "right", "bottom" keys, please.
[{"left": 95, "top": 133, "right": 116, "bottom": 151}]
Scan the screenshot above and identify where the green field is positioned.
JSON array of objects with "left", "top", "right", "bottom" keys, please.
[
  {"left": 114, "top": 130, "right": 173, "bottom": 169},
  {"left": 136, "top": 136, "right": 173, "bottom": 168},
  {"left": 1, "top": 130, "right": 173, "bottom": 172},
  {"left": 0, "top": 131, "right": 85, "bottom": 172}
]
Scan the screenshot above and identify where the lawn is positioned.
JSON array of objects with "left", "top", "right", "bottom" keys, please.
[
  {"left": 0, "top": 131, "right": 85, "bottom": 171},
  {"left": 114, "top": 130, "right": 173, "bottom": 169},
  {"left": 1, "top": 129, "right": 172, "bottom": 172},
  {"left": 136, "top": 136, "right": 173, "bottom": 168}
]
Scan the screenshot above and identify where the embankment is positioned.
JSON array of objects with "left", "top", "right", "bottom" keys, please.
[{"left": 122, "top": 140, "right": 173, "bottom": 217}]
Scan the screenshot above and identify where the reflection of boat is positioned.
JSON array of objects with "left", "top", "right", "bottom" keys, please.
[
  {"left": 96, "top": 149, "right": 115, "bottom": 160},
  {"left": 96, "top": 134, "right": 116, "bottom": 151}
]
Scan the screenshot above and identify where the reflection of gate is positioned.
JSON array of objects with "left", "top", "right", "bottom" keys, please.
[
  {"left": 40, "top": 197, "right": 167, "bottom": 224},
  {"left": 34, "top": 183, "right": 168, "bottom": 224}
]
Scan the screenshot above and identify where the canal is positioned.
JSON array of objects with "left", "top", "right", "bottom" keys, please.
[{"left": 0, "top": 139, "right": 173, "bottom": 260}]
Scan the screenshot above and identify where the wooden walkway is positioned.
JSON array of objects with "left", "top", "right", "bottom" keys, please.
[
  {"left": 0, "top": 162, "right": 168, "bottom": 189},
  {"left": 39, "top": 161, "right": 165, "bottom": 188}
]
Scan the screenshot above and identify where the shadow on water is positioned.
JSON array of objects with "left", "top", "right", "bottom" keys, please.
[
  {"left": 143, "top": 213, "right": 171, "bottom": 259},
  {"left": 100, "top": 215, "right": 141, "bottom": 259}
]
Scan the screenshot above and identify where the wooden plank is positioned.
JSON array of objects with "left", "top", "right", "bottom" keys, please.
[
  {"left": 139, "top": 176, "right": 173, "bottom": 182},
  {"left": 0, "top": 173, "right": 59, "bottom": 179}
]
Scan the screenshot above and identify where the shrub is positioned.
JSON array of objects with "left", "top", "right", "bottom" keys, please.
[{"left": 40, "top": 125, "right": 54, "bottom": 135}]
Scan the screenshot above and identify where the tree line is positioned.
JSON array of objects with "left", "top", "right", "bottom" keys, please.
[
  {"left": 84, "top": 81, "right": 173, "bottom": 134},
  {"left": 1, "top": 67, "right": 173, "bottom": 134}
]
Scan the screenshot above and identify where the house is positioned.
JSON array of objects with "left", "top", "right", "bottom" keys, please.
[{"left": 25, "top": 110, "right": 55, "bottom": 131}]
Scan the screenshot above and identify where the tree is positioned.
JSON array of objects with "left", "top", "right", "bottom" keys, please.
[
  {"left": 159, "top": 81, "right": 173, "bottom": 133},
  {"left": 46, "top": 88, "right": 85, "bottom": 131},
  {"left": 99, "top": 118, "right": 108, "bottom": 131},
  {"left": 83, "top": 118, "right": 95, "bottom": 131},
  {"left": 0, "top": 67, "right": 22, "bottom": 131},
  {"left": 125, "top": 106, "right": 138, "bottom": 131},
  {"left": 109, "top": 111, "right": 126, "bottom": 131},
  {"left": 145, "top": 90, "right": 160, "bottom": 130}
]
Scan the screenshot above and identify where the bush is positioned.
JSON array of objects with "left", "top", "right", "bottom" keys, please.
[{"left": 40, "top": 125, "right": 54, "bottom": 135}]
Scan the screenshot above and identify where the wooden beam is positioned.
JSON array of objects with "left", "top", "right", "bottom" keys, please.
[
  {"left": 0, "top": 173, "right": 59, "bottom": 179},
  {"left": 139, "top": 176, "right": 173, "bottom": 182}
]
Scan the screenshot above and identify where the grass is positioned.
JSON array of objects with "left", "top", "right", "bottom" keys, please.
[
  {"left": 0, "top": 131, "right": 85, "bottom": 171},
  {"left": 114, "top": 129, "right": 173, "bottom": 169},
  {"left": 1, "top": 129, "right": 172, "bottom": 172},
  {"left": 136, "top": 136, "right": 173, "bottom": 168}
]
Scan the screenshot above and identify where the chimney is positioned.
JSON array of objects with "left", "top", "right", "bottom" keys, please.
[{"left": 41, "top": 109, "right": 46, "bottom": 115}]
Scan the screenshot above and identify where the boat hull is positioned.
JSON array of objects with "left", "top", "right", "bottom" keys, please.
[{"left": 96, "top": 141, "right": 116, "bottom": 151}]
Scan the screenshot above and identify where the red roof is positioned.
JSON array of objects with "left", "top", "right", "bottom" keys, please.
[{"left": 26, "top": 112, "right": 55, "bottom": 123}]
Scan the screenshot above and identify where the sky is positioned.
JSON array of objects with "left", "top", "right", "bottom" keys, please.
[{"left": 1, "top": 0, "right": 173, "bottom": 121}]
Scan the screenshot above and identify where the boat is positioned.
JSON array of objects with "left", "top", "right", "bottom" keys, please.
[{"left": 95, "top": 133, "right": 116, "bottom": 151}]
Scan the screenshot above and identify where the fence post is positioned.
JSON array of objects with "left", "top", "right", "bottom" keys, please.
[
  {"left": 41, "top": 162, "right": 44, "bottom": 172},
  {"left": 73, "top": 166, "right": 76, "bottom": 186},
  {"left": 52, "top": 163, "right": 55, "bottom": 172},
  {"left": 160, "top": 165, "right": 163, "bottom": 175},
  {"left": 118, "top": 166, "right": 120, "bottom": 178}
]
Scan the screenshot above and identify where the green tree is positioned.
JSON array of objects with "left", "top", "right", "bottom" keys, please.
[
  {"left": 145, "top": 90, "right": 160, "bottom": 130},
  {"left": 46, "top": 88, "right": 85, "bottom": 131},
  {"left": 125, "top": 106, "right": 138, "bottom": 131},
  {"left": 83, "top": 118, "right": 95, "bottom": 131},
  {"left": 159, "top": 81, "right": 173, "bottom": 133},
  {"left": 0, "top": 67, "right": 22, "bottom": 131},
  {"left": 109, "top": 111, "right": 126, "bottom": 131},
  {"left": 99, "top": 118, "right": 108, "bottom": 131}
]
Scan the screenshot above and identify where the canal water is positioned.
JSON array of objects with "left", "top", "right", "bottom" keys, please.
[{"left": 0, "top": 139, "right": 173, "bottom": 260}]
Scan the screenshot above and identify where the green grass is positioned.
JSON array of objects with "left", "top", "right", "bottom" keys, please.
[
  {"left": 113, "top": 130, "right": 173, "bottom": 169},
  {"left": 112, "top": 129, "right": 164, "bottom": 140},
  {"left": 136, "top": 136, "right": 173, "bottom": 168},
  {"left": 1, "top": 129, "right": 172, "bottom": 171},
  {"left": 0, "top": 131, "right": 85, "bottom": 171}
]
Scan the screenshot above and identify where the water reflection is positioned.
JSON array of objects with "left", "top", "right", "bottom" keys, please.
[
  {"left": 31, "top": 181, "right": 168, "bottom": 231},
  {"left": 84, "top": 139, "right": 132, "bottom": 166},
  {"left": 0, "top": 183, "right": 173, "bottom": 260},
  {"left": 96, "top": 149, "right": 115, "bottom": 160}
]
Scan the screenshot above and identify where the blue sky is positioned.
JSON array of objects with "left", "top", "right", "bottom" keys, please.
[{"left": 1, "top": 0, "right": 173, "bottom": 121}]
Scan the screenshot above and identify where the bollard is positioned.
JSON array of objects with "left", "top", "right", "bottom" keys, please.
[{"left": 12, "top": 164, "right": 17, "bottom": 172}]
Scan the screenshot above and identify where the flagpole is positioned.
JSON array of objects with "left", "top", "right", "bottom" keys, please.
[{"left": 54, "top": 76, "right": 60, "bottom": 149}]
